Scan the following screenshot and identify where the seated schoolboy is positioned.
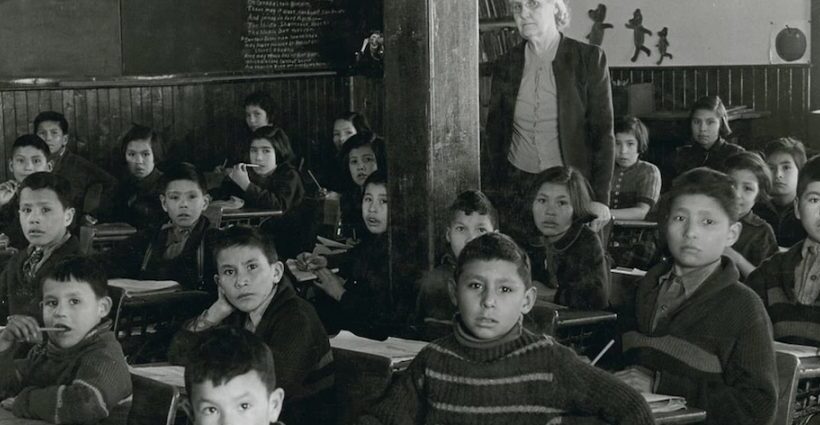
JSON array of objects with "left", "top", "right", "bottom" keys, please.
[
  {"left": 754, "top": 137, "right": 808, "bottom": 248},
  {"left": 33, "top": 111, "right": 117, "bottom": 219},
  {"left": 103, "top": 124, "right": 166, "bottom": 229},
  {"left": 668, "top": 96, "right": 744, "bottom": 185},
  {"left": 746, "top": 155, "right": 820, "bottom": 347},
  {"left": 525, "top": 166, "right": 608, "bottom": 310},
  {"left": 102, "top": 162, "right": 216, "bottom": 293},
  {"left": 0, "top": 172, "right": 79, "bottom": 319},
  {"left": 415, "top": 189, "right": 498, "bottom": 341},
  {"left": 185, "top": 327, "right": 285, "bottom": 425},
  {"left": 213, "top": 125, "right": 306, "bottom": 258},
  {"left": 0, "top": 256, "right": 132, "bottom": 424},
  {"left": 170, "top": 225, "right": 334, "bottom": 425},
  {"left": 721, "top": 152, "right": 778, "bottom": 278},
  {"left": 337, "top": 132, "right": 385, "bottom": 240},
  {"left": 0, "top": 135, "right": 53, "bottom": 250},
  {"left": 356, "top": 233, "right": 654, "bottom": 425},
  {"left": 617, "top": 167, "right": 777, "bottom": 425},
  {"left": 297, "top": 170, "right": 411, "bottom": 339}
]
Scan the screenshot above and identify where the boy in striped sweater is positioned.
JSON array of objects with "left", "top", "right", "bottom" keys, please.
[
  {"left": 357, "top": 232, "right": 654, "bottom": 425},
  {"left": 746, "top": 155, "right": 820, "bottom": 346},
  {"left": 618, "top": 168, "right": 777, "bottom": 425},
  {"left": 0, "top": 256, "right": 132, "bottom": 424}
]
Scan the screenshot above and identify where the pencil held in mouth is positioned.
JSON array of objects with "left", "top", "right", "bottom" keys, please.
[{"left": 0, "top": 325, "right": 67, "bottom": 332}]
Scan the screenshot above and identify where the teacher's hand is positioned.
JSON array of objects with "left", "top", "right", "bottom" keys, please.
[{"left": 587, "top": 201, "right": 612, "bottom": 233}]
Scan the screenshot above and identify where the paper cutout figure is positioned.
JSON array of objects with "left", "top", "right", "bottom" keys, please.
[
  {"left": 626, "top": 9, "right": 652, "bottom": 62},
  {"left": 656, "top": 27, "right": 673, "bottom": 65},
  {"left": 586, "top": 4, "right": 613, "bottom": 46}
]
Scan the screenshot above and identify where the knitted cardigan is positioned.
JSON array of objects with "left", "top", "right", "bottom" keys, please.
[
  {"left": 527, "top": 220, "right": 609, "bottom": 310},
  {"left": 51, "top": 150, "right": 118, "bottom": 217},
  {"left": 732, "top": 211, "right": 778, "bottom": 270},
  {"left": 414, "top": 252, "right": 457, "bottom": 341},
  {"left": 356, "top": 320, "right": 654, "bottom": 425},
  {"left": 169, "top": 279, "right": 335, "bottom": 425},
  {"left": 0, "top": 320, "right": 132, "bottom": 425},
  {"left": 746, "top": 240, "right": 820, "bottom": 346},
  {"left": 669, "top": 138, "right": 744, "bottom": 184},
  {"left": 619, "top": 257, "right": 777, "bottom": 425},
  {"left": 0, "top": 236, "right": 81, "bottom": 319}
]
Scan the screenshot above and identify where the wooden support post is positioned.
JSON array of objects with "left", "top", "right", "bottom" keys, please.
[{"left": 384, "top": 1, "right": 480, "bottom": 299}]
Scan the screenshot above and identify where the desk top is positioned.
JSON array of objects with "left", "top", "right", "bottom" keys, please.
[
  {"left": 221, "top": 208, "right": 283, "bottom": 218},
  {"left": 0, "top": 408, "right": 48, "bottom": 425},
  {"left": 613, "top": 219, "right": 657, "bottom": 229},
  {"left": 654, "top": 407, "right": 707, "bottom": 424},
  {"left": 639, "top": 110, "right": 770, "bottom": 122}
]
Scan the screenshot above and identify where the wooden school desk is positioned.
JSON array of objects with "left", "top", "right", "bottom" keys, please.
[
  {"left": 775, "top": 343, "right": 820, "bottom": 425},
  {"left": 527, "top": 299, "right": 618, "bottom": 358},
  {"left": 0, "top": 409, "right": 48, "bottom": 425},
  {"left": 204, "top": 206, "right": 283, "bottom": 229},
  {"left": 654, "top": 407, "right": 707, "bottom": 424}
]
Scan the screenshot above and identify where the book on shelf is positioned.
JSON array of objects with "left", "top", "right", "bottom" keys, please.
[
  {"left": 479, "top": 0, "right": 510, "bottom": 20},
  {"left": 479, "top": 27, "right": 520, "bottom": 64}
]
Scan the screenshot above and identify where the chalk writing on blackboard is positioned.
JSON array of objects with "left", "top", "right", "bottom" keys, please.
[{"left": 243, "top": 0, "right": 346, "bottom": 71}]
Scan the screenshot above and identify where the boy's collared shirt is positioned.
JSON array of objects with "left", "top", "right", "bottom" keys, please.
[
  {"left": 794, "top": 239, "right": 820, "bottom": 304},
  {"left": 163, "top": 222, "right": 195, "bottom": 260},
  {"left": 26, "top": 231, "right": 71, "bottom": 276},
  {"left": 652, "top": 259, "right": 720, "bottom": 331}
]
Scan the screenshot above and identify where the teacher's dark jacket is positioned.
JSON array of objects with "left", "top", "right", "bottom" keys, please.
[{"left": 485, "top": 35, "right": 614, "bottom": 204}]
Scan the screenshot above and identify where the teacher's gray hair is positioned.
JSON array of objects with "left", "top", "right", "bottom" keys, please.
[{"left": 555, "top": 0, "right": 570, "bottom": 29}]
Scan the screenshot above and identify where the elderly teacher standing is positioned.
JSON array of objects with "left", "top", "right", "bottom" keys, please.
[{"left": 485, "top": 0, "right": 614, "bottom": 233}]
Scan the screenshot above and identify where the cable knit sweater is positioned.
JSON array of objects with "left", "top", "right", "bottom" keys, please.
[
  {"left": 0, "top": 319, "right": 132, "bottom": 425},
  {"left": 619, "top": 257, "right": 777, "bottom": 425},
  {"left": 356, "top": 320, "right": 654, "bottom": 425}
]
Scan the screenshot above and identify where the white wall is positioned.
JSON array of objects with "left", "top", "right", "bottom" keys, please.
[{"left": 561, "top": 0, "right": 810, "bottom": 66}]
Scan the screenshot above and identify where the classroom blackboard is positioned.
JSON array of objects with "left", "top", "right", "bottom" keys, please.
[
  {"left": 121, "top": 0, "right": 247, "bottom": 75},
  {"left": 0, "top": 0, "right": 376, "bottom": 78},
  {"left": 0, "top": 0, "right": 122, "bottom": 78},
  {"left": 122, "top": 0, "right": 358, "bottom": 76}
]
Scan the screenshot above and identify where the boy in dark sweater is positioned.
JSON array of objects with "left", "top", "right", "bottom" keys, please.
[
  {"left": 617, "top": 167, "right": 777, "bottom": 425},
  {"left": 357, "top": 233, "right": 654, "bottom": 425},
  {"left": 33, "top": 111, "right": 117, "bottom": 220},
  {"left": 754, "top": 137, "right": 808, "bottom": 248},
  {"left": 0, "top": 256, "right": 131, "bottom": 424},
  {"left": 0, "top": 135, "right": 54, "bottom": 250},
  {"left": 103, "top": 162, "right": 217, "bottom": 293},
  {"left": 185, "top": 327, "right": 285, "bottom": 425},
  {"left": 415, "top": 189, "right": 498, "bottom": 341},
  {"left": 746, "top": 155, "right": 820, "bottom": 347},
  {"left": 0, "top": 172, "right": 80, "bottom": 320},
  {"left": 170, "top": 225, "right": 335, "bottom": 425}
]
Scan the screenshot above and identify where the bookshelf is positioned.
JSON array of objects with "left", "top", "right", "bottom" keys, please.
[{"left": 478, "top": 0, "right": 518, "bottom": 65}]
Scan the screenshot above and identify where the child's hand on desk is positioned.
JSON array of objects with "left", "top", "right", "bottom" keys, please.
[
  {"left": 614, "top": 366, "right": 654, "bottom": 393},
  {"left": 0, "top": 397, "right": 14, "bottom": 410},
  {"left": 587, "top": 201, "right": 612, "bottom": 233},
  {"left": 227, "top": 164, "right": 252, "bottom": 191},
  {"left": 296, "top": 252, "right": 328, "bottom": 271},
  {"left": 0, "top": 180, "right": 18, "bottom": 207},
  {"left": 314, "top": 268, "right": 346, "bottom": 301},
  {"left": 0, "top": 315, "right": 42, "bottom": 349}
]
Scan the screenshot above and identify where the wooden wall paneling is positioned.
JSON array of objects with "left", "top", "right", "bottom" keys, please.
[
  {"left": 14, "top": 92, "right": 27, "bottom": 138},
  {"left": 2, "top": 92, "right": 15, "bottom": 181},
  {"left": 85, "top": 89, "right": 99, "bottom": 161}
]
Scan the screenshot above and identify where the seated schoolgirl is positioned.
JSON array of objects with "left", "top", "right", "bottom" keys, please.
[
  {"left": 314, "top": 111, "right": 371, "bottom": 193},
  {"left": 721, "top": 152, "right": 778, "bottom": 278},
  {"left": 610, "top": 116, "right": 661, "bottom": 220},
  {"left": 337, "top": 132, "right": 385, "bottom": 240},
  {"left": 525, "top": 166, "right": 608, "bottom": 310},
  {"left": 102, "top": 124, "right": 165, "bottom": 229},
  {"left": 667, "top": 95, "right": 744, "bottom": 186},
  {"left": 296, "top": 170, "right": 410, "bottom": 339}
]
